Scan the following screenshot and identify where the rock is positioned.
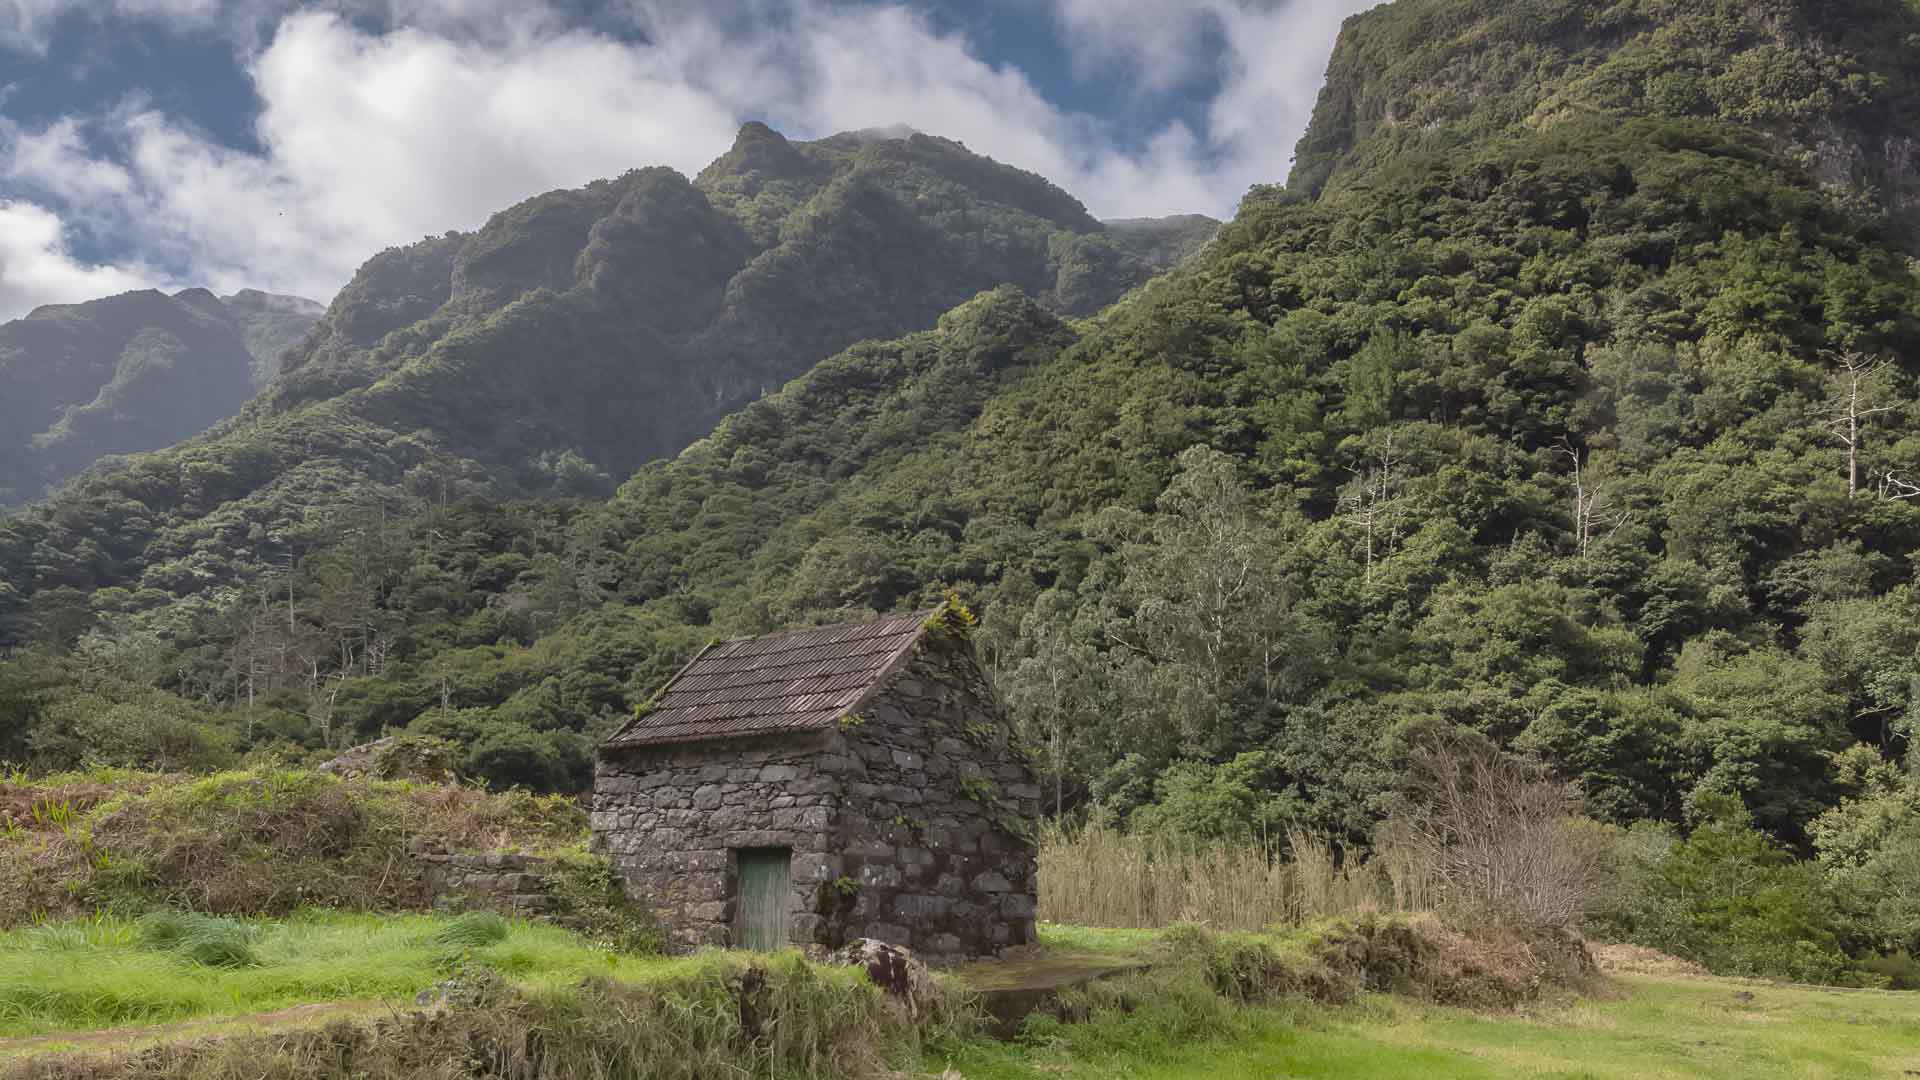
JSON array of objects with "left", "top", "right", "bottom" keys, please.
[
  {"left": 824, "top": 938, "right": 934, "bottom": 1017},
  {"left": 413, "top": 968, "right": 506, "bottom": 1009},
  {"left": 317, "top": 735, "right": 458, "bottom": 783}
]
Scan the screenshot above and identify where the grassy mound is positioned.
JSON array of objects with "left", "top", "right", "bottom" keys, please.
[
  {"left": 1026, "top": 916, "right": 1599, "bottom": 1055},
  {"left": 0, "top": 769, "right": 589, "bottom": 926},
  {"left": 0, "top": 912, "right": 692, "bottom": 1040}
]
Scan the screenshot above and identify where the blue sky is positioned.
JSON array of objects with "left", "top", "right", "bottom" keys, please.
[{"left": 0, "top": 0, "right": 1372, "bottom": 318}]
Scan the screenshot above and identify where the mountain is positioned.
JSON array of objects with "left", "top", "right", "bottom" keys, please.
[
  {"left": 0, "top": 288, "right": 322, "bottom": 508},
  {"left": 183, "top": 0, "right": 1920, "bottom": 818},
  {"left": 0, "top": 124, "right": 1215, "bottom": 640},
  {"left": 1290, "top": 0, "right": 1920, "bottom": 232},
  {"left": 13, "top": 0, "right": 1920, "bottom": 858},
  {"left": 253, "top": 121, "right": 1214, "bottom": 480}
]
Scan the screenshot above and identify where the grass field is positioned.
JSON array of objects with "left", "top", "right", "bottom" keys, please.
[
  {"left": 944, "top": 972, "right": 1920, "bottom": 1079},
  {"left": 0, "top": 911, "right": 692, "bottom": 1038},
  {"left": 4, "top": 914, "right": 1917, "bottom": 1077}
]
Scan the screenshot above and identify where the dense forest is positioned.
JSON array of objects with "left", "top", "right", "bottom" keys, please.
[
  {"left": 5, "top": 0, "right": 1920, "bottom": 983},
  {"left": 0, "top": 288, "right": 321, "bottom": 508}
]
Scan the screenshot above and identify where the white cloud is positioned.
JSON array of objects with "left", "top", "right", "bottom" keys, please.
[
  {"left": 0, "top": 200, "right": 156, "bottom": 316},
  {"left": 0, "top": 0, "right": 557, "bottom": 53},
  {"left": 1046, "top": 0, "right": 1376, "bottom": 204},
  {"left": 0, "top": 0, "right": 1371, "bottom": 317},
  {"left": 1, "top": 0, "right": 228, "bottom": 53},
  {"left": 1046, "top": 0, "right": 1223, "bottom": 93}
]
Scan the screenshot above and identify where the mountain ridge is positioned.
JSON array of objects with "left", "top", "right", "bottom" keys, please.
[
  {"left": 0, "top": 287, "right": 322, "bottom": 509},
  {"left": 0, "top": 123, "right": 1216, "bottom": 643}
]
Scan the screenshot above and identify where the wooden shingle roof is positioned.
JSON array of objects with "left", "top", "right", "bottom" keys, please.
[{"left": 600, "top": 609, "right": 938, "bottom": 749}]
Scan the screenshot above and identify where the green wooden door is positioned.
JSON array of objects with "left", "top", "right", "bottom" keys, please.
[{"left": 736, "top": 848, "right": 791, "bottom": 952}]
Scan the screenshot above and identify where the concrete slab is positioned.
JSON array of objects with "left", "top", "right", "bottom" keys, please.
[{"left": 953, "top": 952, "right": 1151, "bottom": 1037}]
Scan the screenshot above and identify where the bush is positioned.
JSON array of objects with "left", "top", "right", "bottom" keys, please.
[
  {"left": 538, "top": 852, "right": 664, "bottom": 954},
  {"left": 1593, "top": 795, "right": 1853, "bottom": 983},
  {"left": 1856, "top": 949, "right": 1920, "bottom": 990},
  {"left": 1394, "top": 736, "right": 1612, "bottom": 930}
]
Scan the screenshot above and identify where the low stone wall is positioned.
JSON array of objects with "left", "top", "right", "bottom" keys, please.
[{"left": 418, "top": 851, "right": 559, "bottom": 916}]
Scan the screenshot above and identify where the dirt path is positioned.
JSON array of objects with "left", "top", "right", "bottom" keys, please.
[{"left": 0, "top": 1000, "right": 385, "bottom": 1061}]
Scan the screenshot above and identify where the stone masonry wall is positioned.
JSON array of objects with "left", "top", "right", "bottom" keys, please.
[
  {"left": 592, "top": 733, "right": 842, "bottom": 953},
  {"left": 820, "top": 632, "right": 1041, "bottom": 960},
  {"left": 590, "top": 626, "right": 1041, "bottom": 961},
  {"left": 418, "top": 851, "right": 558, "bottom": 917}
]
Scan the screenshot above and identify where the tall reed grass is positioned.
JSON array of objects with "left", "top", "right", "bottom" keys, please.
[{"left": 1038, "top": 823, "right": 1429, "bottom": 931}]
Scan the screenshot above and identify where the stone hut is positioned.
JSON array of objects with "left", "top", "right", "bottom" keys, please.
[{"left": 591, "top": 605, "right": 1041, "bottom": 961}]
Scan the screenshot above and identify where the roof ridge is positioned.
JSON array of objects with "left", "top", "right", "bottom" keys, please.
[{"left": 706, "top": 607, "right": 941, "bottom": 647}]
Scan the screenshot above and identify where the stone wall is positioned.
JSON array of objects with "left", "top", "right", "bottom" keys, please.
[
  {"left": 591, "top": 628, "right": 1041, "bottom": 962},
  {"left": 418, "top": 851, "right": 559, "bottom": 916},
  {"left": 826, "top": 632, "right": 1041, "bottom": 959},
  {"left": 592, "top": 733, "right": 843, "bottom": 953}
]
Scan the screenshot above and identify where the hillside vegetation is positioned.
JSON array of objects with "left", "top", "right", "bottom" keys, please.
[
  {"left": 5, "top": 0, "right": 1920, "bottom": 988},
  {"left": 0, "top": 289, "right": 320, "bottom": 508}
]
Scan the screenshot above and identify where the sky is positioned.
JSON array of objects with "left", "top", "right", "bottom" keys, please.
[{"left": 0, "top": 0, "right": 1375, "bottom": 320}]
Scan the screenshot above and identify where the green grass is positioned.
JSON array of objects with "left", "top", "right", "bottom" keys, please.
[
  {"left": 1033, "top": 922, "right": 1161, "bottom": 956},
  {"left": 0, "top": 910, "right": 691, "bottom": 1039},
  {"left": 935, "top": 974, "right": 1920, "bottom": 1078},
  {"left": 10, "top": 914, "right": 1918, "bottom": 1078}
]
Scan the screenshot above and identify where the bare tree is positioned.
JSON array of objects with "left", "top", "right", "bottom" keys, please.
[
  {"left": 1342, "top": 430, "right": 1404, "bottom": 587},
  {"left": 1875, "top": 468, "right": 1920, "bottom": 502},
  {"left": 1827, "top": 352, "right": 1899, "bottom": 497},
  {"left": 1557, "top": 441, "right": 1630, "bottom": 555},
  {"left": 1394, "top": 736, "right": 1609, "bottom": 929}
]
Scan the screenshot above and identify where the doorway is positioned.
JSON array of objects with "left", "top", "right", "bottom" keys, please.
[{"left": 735, "top": 848, "right": 792, "bottom": 951}]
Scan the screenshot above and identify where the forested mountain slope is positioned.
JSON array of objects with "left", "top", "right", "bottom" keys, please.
[
  {"left": 0, "top": 289, "right": 320, "bottom": 508},
  {"left": 1291, "top": 0, "right": 1920, "bottom": 237},
  {"left": 9, "top": 0, "right": 1920, "bottom": 892},
  {"left": 0, "top": 125, "right": 1212, "bottom": 646}
]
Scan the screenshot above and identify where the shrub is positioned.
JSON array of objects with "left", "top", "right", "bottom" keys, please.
[
  {"left": 1856, "top": 949, "right": 1920, "bottom": 990},
  {"left": 537, "top": 852, "right": 663, "bottom": 954},
  {"left": 1394, "top": 736, "right": 1612, "bottom": 929},
  {"left": 1593, "top": 795, "right": 1852, "bottom": 983}
]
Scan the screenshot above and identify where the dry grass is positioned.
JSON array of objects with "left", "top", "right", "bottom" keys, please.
[
  {"left": 1589, "top": 942, "right": 1709, "bottom": 977},
  {"left": 0, "top": 769, "right": 591, "bottom": 927},
  {"left": 1038, "top": 824, "right": 1408, "bottom": 932}
]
